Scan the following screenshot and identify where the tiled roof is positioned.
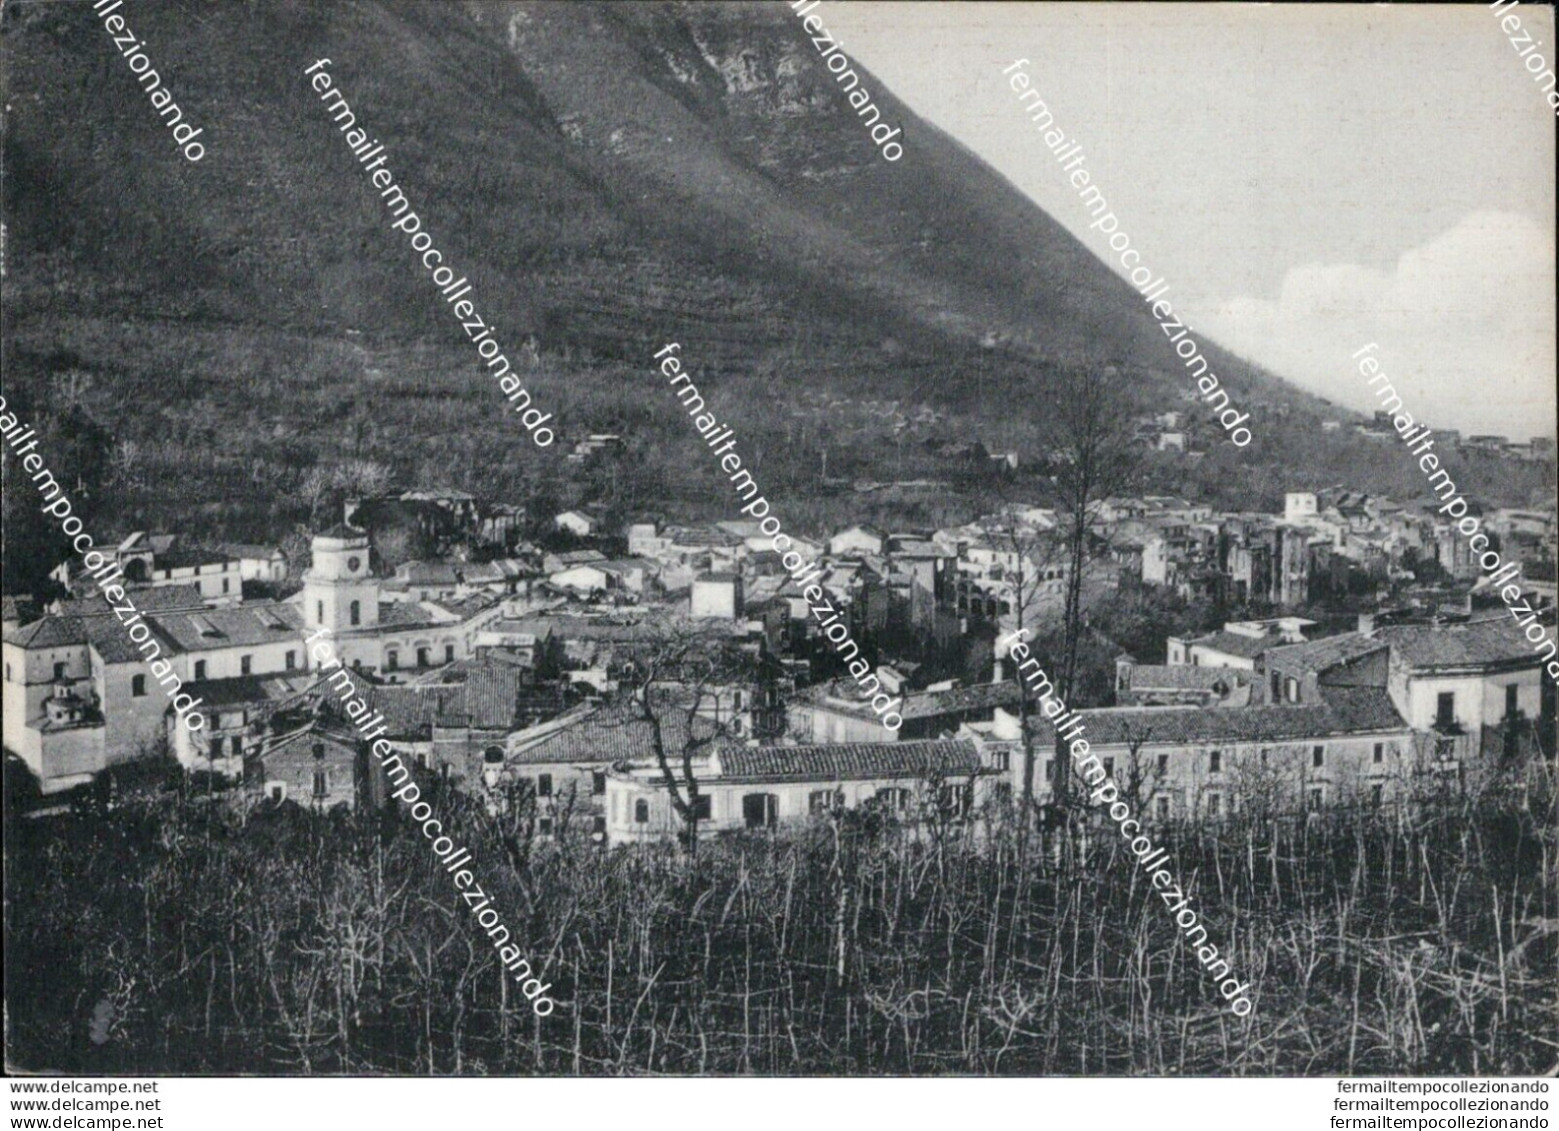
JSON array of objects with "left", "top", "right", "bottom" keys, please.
[
  {"left": 82, "top": 615, "right": 172, "bottom": 664},
  {"left": 4, "top": 615, "right": 88, "bottom": 649},
  {"left": 464, "top": 666, "right": 523, "bottom": 730},
  {"left": 1378, "top": 616, "right": 1546, "bottom": 671},
  {"left": 377, "top": 601, "right": 446, "bottom": 630},
  {"left": 506, "top": 706, "right": 720, "bottom": 765},
  {"left": 55, "top": 584, "right": 208, "bottom": 618},
  {"left": 180, "top": 673, "right": 317, "bottom": 708},
  {"left": 1031, "top": 688, "right": 1409, "bottom": 747},
  {"left": 399, "top": 561, "right": 462, "bottom": 585},
  {"left": 214, "top": 543, "right": 284, "bottom": 561},
  {"left": 155, "top": 545, "right": 234, "bottom": 570},
  {"left": 1125, "top": 665, "right": 1250, "bottom": 692},
  {"left": 1263, "top": 634, "right": 1387, "bottom": 675},
  {"left": 361, "top": 685, "right": 445, "bottom": 739},
  {"left": 556, "top": 550, "right": 608, "bottom": 565},
  {"left": 317, "top": 523, "right": 367, "bottom": 540},
  {"left": 1188, "top": 631, "right": 1273, "bottom": 660},
  {"left": 717, "top": 740, "right": 980, "bottom": 783},
  {"left": 900, "top": 682, "right": 1026, "bottom": 720},
  {"left": 148, "top": 603, "right": 304, "bottom": 652}
]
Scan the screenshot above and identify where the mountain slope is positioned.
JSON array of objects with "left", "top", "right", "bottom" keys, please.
[{"left": 9, "top": 0, "right": 1516, "bottom": 561}]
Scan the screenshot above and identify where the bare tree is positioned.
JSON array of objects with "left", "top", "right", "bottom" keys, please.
[
  {"left": 623, "top": 630, "right": 752, "bottom": 854},
  {"left": 1042, "top": 365, "right": 1143, "bottom": 808}
]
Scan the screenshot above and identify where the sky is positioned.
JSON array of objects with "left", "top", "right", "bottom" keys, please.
[{"left": 822, "top": 2, "right": 1557, "bottom": 441}]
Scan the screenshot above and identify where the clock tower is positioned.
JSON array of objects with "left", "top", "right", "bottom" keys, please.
[{"left": 302, "top": 524, "right": 380, "bottom": 648}]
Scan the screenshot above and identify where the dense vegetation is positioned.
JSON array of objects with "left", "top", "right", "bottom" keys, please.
[{"left": 6, "top": 766, "right": 1552, "bottom": 1075}]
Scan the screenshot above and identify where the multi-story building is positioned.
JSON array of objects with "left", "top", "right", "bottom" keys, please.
[
  {"left": 606, "top": 739, "right": 996, "bottom": 843},
  {"left": 1023, "top": 688, "right": 1416, "bottom": 815}
]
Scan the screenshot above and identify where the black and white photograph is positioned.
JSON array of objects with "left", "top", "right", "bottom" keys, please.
[{"left": 2, "top": 0, "right": 1555, "bottom": 1115}]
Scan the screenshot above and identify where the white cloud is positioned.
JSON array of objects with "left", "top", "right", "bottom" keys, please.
[{"left": 1201, "top": 212, "right": 1556, "bottom": 439}]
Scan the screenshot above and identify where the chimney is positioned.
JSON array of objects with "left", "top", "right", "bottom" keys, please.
[{"left": 1357, "top": 613, "right": 1374, "bottom": 637}]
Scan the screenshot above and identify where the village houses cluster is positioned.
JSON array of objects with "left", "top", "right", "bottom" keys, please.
[{"left": 4, "top": 474, "right": 1554, "bottom": 841}]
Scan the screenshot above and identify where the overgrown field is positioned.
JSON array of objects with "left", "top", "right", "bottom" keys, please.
[{"left": 5, "top": 775, "right": 1554, "bottom": 1075}]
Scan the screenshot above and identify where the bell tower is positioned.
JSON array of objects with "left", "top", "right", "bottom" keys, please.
[{"left": 302, "top": 524, "right": 380, "bottom": 642}]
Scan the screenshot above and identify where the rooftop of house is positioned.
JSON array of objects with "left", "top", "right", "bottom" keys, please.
[
  {"left": 5, "top": 615, "right": 90, "bottom": 650},
  {"left": 376, "top": 601, "right": 449, "bottom": 630},
  {"left": 713, "top": 739, "right": 982, "bottom": 784},
  {"left": 552, "top": 550, "right": 609, "bottom": 566},
  {"left": 810, "top": 679, "right": 1026, "bottom": 721},
  {"left": 180, "top": 672, "right": 320, "bottom": 709},
  {"left": 1185, "top": 631, "right": 1276, "bottom": 661},
  {"left": 1262, "top": 633, "right": 1388, "bottom": 675},
  {"left": 1377, "top": 614, "right": 1548, "bottom": 671},
  {"left": 153, "top": 545, "right": 236, "bottom": 570},
  {"left": 54, "top": 584, "right": 209, "bottom": 618},
  {"left": 213, "top": 542, "right": 285, "bottom": 561},
  {"left": 1030, "top": 688, "right": 1409, "bottom": 747},
  {"left": 505, "top": 705, "right": 722, "bottom": 765},
  {"left": 148, "top": 603, "right": 305, "bottom": 653},
  {"left": 1123, "top": 664, "right": 1251, "bottom": 692}
]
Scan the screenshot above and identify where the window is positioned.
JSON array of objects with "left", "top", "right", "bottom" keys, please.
[
  {"left": 730, "top": 716, "right": 742, "bottom": 735},
  {"left": 538, "top": 817, "right": 554, "bottom": 836},
  {"left": 1436, "top": 692, "right": 1455, "bottom": 729},
  {"left": 240, "top": 654, "right": 252, "bottom": 676},
  {"left": 3, "top": 663, "right": 9, "bottom": 683},
  {"left": 417, "top": 647, "right": 430, "bottom": 668},
  {"left": 445, "top": 644, "right": 456, "bottom": 663},
  {"left": 386, "top": 650, "right": 399, "bottom": 671},
  {"left": 1208, "top": 750, "right": 1222, "bottom": 775},
  {"left": 992, "top": 749, "right": 1010, "bottom": 772},
  {"left": 222, "top": 578, "right": 230, "bottom": 594},
  {"left": 732, "top": 690, "right": 744, "bottom": 711},
  {"left": 131, "top": 674, "right": 147, "bottom": 697},
  {"left": 1157, "top": 753, "right": 1169, "bottom": 774},
  {"left": 1285, "top": 677, "right": 1300, "bottom": 704},
  {"left": 1206, "top": 793, "right": 1222, "bottom": 816},
  {"left": 634, "top": 799, "right": 649, "bottom": 824},
  {"left": 1270, "top": 670, "right": 1281, "bottom": 702},
  {"left": 285, "top": 649, "right": 297, "bottom": 671},
  {"left": 1259, "top": 747, "right": 1269, "bottom": 766},
  {"left": 1156, "top": 796, "right": 1171, "bottom": 819},
  {"left": 1373, "top": 742, "right": 1384, "bottom": 764},
  {"left": 269, "top": 782, "right": 287, "bottom": 803},
  {"left": 692, "top": 794, "right": 712, "bottom": 820},
  {"left": 53, "top": 661, "right": 67, "bottom": 681},
  {"left": 1371, "top": 783, "right": 1384, "bottom": 806},
  {"left": 194, "top": 660, "right": 206, "bottom": 680},
  {"left": 1308, "top": 786, "right": 1324, "bottom": 808},
  {"left": 938, "top": 782, "right": 972, "bottom": 817},
  {"left": 313, "top": 769, "right": 329, "bottom": 799},
  {"left": 591, "top": 771, "right": 607, "bottom": 795},
  {"left": 230, "top": 735, "right": 242, "bottom": 757},
  {"left": 1312, "top": 745, "right": 1324, "bottom": 768},
  {"left": 743, "top": 793, "right": 780, "bottom": 828},
  {"left": 483, "top": 746, "right": 504, "bottom": 764},
  {"left": 350, "top": 600, "right": 361, "bottom": 627},
  {"left": 809, "top": 789, "right": 841, "bottom": 815},
  {"left": 537, "top": 773, "right": 553, "bottom": 797},
  {"left": 208, "top": 738, "right": 223, "bottom": 760},
  {"left": 1044, "top": 759, "right": 1055, "bottom": 783},
  {"left": 592, "top": 815, "right": 607, "bottom": 836},
  {"left": 1505, "top": 683, "right": 1519, "bottom": 718},
  {"left": 316, "top": 600, "right": 324, "bottom": 625}
]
